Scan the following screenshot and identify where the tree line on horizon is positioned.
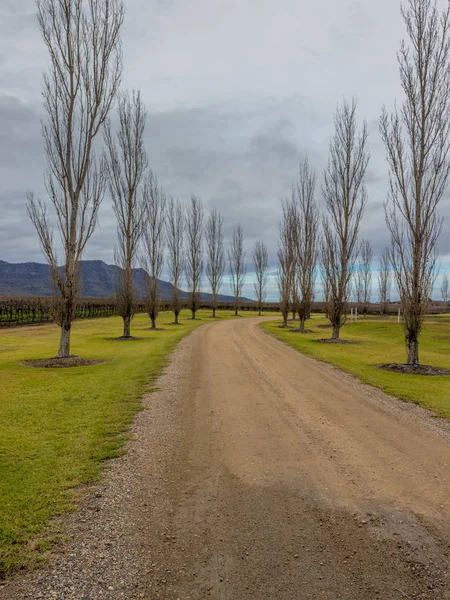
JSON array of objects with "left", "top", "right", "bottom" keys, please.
[{"left": 23, "top": 0, "right": 450, "bottom": 367}]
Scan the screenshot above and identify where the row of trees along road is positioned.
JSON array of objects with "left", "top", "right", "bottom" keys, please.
[
  {"left": 278, "top": 0, "right": 450, "bottom": 366},
  {"left": 277, "top": 157, "right": 320, "bottom": 333},
  {"left": 25, "top": 0, "right": 271, "bottom": 355},
  {"left": 26, "top": 0, "right": 450, "bottom": 367},
  {"left": 277, "top": 102, "right": 368, "bottom": 341}
]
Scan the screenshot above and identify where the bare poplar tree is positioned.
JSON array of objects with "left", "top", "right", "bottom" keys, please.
[
  {"left": 354, "top": 267, "right": 364, "bottom": 305},
  {"left": 104, "top": 90, "right": 147, "bottom": 338},
  {"left": 186, "top": 194, "right": 203, "bottom": 320},
  {"left": 322, "top": 99, "right": 369, "bottom": 340},
  {"left": 442, "top": 273, "right": 449, "bottom": 303},
  {"left": 293, "top": 158, "right": 319, "bottom": 332},
  {"left": 166, "top": 197, "right": 185, "bottom": 324},
  {"left": 359, "top": 239, "right": 373, "bottom": 315},
  {"left": 27, "top": 0, "right": 124, "bottom": 358},
  {"left": 378, "top": 247, "right": 393, "bottom": 314},
  {"left": 278, "top": 200, "right": 297, "bottom": 328},
  {"left": 142, "top": 173, "right": 166, "bottom": 329},
  {"left": 321, "top": 267, "right": 331, "bottom": 318},
  {"left": 228, "top": 225, "right": 246, "bottom": 317},
  {"left": 205, "top": 207, "right": 225, "bottom": 318},
  {"left": 291, "top": 273, "right": 299, "bottom": 321},
  {"left": 380, "top": 0, "right": 450, "bottom": 365},
  {"left": 253, "top": 240, "right": 269, "bottom": 316}
]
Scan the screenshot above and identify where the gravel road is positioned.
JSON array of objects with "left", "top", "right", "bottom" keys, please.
[{"left": 2, "top": 317, "right": 450, "bottom": 599}]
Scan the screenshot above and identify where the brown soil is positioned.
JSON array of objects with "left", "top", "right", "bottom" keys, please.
[
  {"left": 289, "top": 328, "right": 314, "bottom": 334},
  {"left": 4, "top": 317, "right": 450, "bottom": 599},
  {"left": 379, "top": 363, "right": 450, "bottom": 376},
  {"left": 23, "top": 356, "right": 104, "bottom": 369}
]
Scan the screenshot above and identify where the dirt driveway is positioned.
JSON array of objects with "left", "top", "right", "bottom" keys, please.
[{"left": 3, "top": 317, "right": 450, "bottom": 599}]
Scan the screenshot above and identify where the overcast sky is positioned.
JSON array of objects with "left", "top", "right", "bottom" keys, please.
[{"left": 1, "top": 0, "right": 449, "bottom": 299}]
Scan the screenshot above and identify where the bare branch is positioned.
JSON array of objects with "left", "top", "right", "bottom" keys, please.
[
  {"left": 253, "top": 240, "right": 269, "bottom": 316},
  {"left": 441, "top": 273, "right": 449, "bottom": 302},
  {"left": 358, "top": 239, "right": 373, "bottom": 314},
  {"left": 142, "top": 172, "right": 166, "bottom": 329},
  {"left": 228, "top": 225, "right": 246, "bottom": 316},
  {"left": 186, "top": 194, "right": 203, "bottom": 319},
  {"left": 322, "top": 98, "right": 370, "bottom": 339},
  {"left": 293, "top": 157, "right": 319, "bottom": 332},
  {"left": 277, "top": 199, "right": 297, "bottom": 327},
  {"left": 104, "top": 89, "right": 147, "bottom": 337},
  {"left": 378, "top": 247, "right": 393, "bottom": 313},
  {"left": 166, "top": 197, "right": 185, "bottom": 324},
  {"left": 205, "top": 207, "right": 225, "bottom": 317}
]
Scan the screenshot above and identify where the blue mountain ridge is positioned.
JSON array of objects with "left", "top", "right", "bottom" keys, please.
[{"left": 0, "top": 260, "right": 251, "bottom": 302}]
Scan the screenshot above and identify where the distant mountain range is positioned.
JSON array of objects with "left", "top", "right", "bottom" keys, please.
[{"left": 0, "top": 260, "right": 251, "bottom": 302}]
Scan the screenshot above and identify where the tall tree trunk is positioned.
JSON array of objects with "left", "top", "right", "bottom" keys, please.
[
  {"left": 57, "top": 291, "right": 74, "bottom": 358},
  {"left": 57, "top": 322, "right": 72, "bottom": 358},
  {"left": 332, "top": 323, "right": 340, "bottom": 340},
  {"left": 234, "top": 307, "right": 238, "bottom": 317},
  {"left": 407, "top": 332, "right": 419, "bottom": 365},
  {"left": 191, "top": 309, "right": 196, "bottom": 320},
  {"left": 174, "top": 310, "right": 179, "bottom": 325},
  {"left": 121, "top": 263, "right": 133, "bottom": 338},
  {"left": 299, "top": 316, "right": 306, "bottom": 333},
  {"left": 212, "top": 307, "right": 216, "bottom": 318},
  {"left": 123, "top": 314, "right": 131, "bottom": 338},
  {"left": 151, "top": 316, "right": 156, "bottom": 329}
]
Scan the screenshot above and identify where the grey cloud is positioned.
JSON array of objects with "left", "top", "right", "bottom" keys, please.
[
  {"left": 0, "top": 95, "right": 42, "bottom": 165},
  {"left": 247, "top": 118, "right": 299, "bottom": 164},
  {"left": 1, "top": 0, "right": 450, "bottom": 302}
]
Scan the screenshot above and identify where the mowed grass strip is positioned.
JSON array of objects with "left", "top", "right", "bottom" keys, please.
[
  {"left": 261, "top": 314, "right": 450, "bottom": 420},
  {"left": 0, "top": 309, "right": 246, "bottom": 577}
]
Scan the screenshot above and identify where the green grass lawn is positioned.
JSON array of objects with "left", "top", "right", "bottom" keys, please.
[
  {"left": 261, "top": 314, "right": 450, "bottom": 420},
  {"left": 0, "top": 308, "right": 259, "bottom": 577}
]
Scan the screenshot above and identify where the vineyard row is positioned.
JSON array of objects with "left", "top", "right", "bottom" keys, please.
[{"left": 0, "top": 297, "right": 448, "bottom": 328}]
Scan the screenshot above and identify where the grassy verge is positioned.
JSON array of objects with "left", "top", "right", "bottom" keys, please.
[
  {"left": 261, "top": 314, "right": 450, "bottom": 420},
  {"left": 0, "top": 308, "right": 257, "bottom": 577}
]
